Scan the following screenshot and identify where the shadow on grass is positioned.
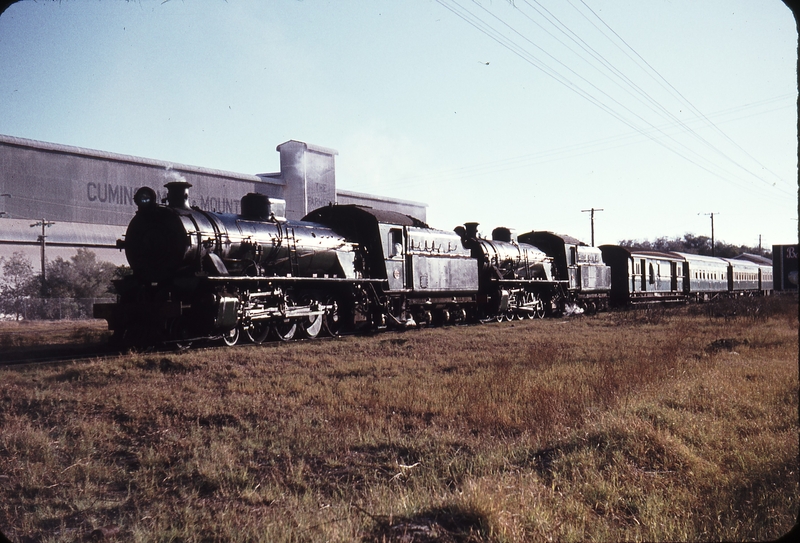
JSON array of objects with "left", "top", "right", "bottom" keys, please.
[{"left": 364, "top": 504, "right": 490, "bottom": 542}]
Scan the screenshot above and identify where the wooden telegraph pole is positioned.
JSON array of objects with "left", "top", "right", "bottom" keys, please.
[
  {"left": 581, "top": 208, "right": 604, "bottom": 246},
  {"left": 699, "top": 212, "right": 718, "bottom": 256},
  {"left": 30, "top": 218, "right": 55, "bottom": 285}
]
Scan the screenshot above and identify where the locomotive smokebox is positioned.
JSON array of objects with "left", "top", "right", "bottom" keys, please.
[{"left": 165, "top": 181, "right": 192, "bottom": 209}]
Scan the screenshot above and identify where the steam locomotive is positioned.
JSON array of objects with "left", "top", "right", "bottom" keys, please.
[{"left": 93, "top": 181, "right": 772, "bottom": 348}]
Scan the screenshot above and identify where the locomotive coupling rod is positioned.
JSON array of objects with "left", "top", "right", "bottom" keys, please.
[{"left": 247, "top": 303, "right": 334, "bottom": 321}]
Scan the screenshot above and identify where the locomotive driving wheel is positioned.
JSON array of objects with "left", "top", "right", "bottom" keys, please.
[
  {"left": 169, "top": 317, "right": 193, "bottom": 350},
  {"left": 221, "top": 326, "right": 240, "bottom": 347},
  {"left": 508, "top": 304, "right": 518, "bottom": 321},
  {"left": 272, "top": 296, "right": 297, "bottom": 341},
  {"left": 532, "top": 293, "right": 546, "bottom": 319},
  {"left": 300, "top": 297, "right": 323, "bottom": 339},
  {"left": 322, "top": 296, "right": 342, "bottom": 337},
  {"left": 243, "top": 320, "right": 271, "bottom": 344}
]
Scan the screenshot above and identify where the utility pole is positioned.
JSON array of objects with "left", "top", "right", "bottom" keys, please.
[
  {"left": 699, "top": 212, "right": 718, "bottom": 257},
  {"left": 30, "top": 218, "right": 55, "bottom": 284},
  {"left": 581, "top": 207, "right": 603, "bottom": 246}
]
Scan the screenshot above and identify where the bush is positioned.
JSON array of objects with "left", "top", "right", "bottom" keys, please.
[{"left": 1, "top": 249, "right": 123, "bottom": 320}]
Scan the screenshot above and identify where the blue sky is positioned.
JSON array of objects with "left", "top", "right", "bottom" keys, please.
[{"left": 0, "top": 0, "right": 796, "bottom": 249}]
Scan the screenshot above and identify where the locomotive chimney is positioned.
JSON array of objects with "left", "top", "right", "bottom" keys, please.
[
  {"left": 165, "top": 181, "right": 192, "bottom": 209},
  {"left": 464, "top": 222, "right": 480, "bottom": 240}
]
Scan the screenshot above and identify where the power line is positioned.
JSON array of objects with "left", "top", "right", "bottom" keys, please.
[
  {"left": 365, "top": 95, "right": 793, "bottom": 202},
  {"left": 569, "top": 0, "right": 793, "bottom": 191},
  {"left": 433, "top": 0, "right": 793, "bottom": 200}
]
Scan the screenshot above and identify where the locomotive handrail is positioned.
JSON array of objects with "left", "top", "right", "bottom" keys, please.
[{"left": 204, "top": 276, "right": 387, "bottom": 284}]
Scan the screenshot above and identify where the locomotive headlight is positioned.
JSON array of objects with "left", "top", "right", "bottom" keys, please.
[{"left": 134, "top": 187, "right": 157, "bottom": 209}]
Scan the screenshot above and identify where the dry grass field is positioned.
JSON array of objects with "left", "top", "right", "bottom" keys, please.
[{"left": 0, "top": 296, "right": 797, "bottom": 542}]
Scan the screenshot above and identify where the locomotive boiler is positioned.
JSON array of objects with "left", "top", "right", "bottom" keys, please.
[{"left": 125, "top": 182, "right": 358, "bottom": 283}]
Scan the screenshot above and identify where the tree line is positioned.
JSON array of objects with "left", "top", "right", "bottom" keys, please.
[
  {"left": 0, "top": 249, "right": 126, "bottom": 320},
  {"left": 616, "top": 233, "right": 770, "bottom": 259}
]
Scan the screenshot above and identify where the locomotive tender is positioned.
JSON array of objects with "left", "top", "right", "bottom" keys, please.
[{"left": 94, "top": 181, "right": 775, "bottom": 348}]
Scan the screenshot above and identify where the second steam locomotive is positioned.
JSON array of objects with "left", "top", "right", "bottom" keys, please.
[{"left": 94, "top": 181, "right": 773, "bottom": 348}]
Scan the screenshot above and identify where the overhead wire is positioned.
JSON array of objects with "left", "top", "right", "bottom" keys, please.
[
  {"left": 569, "top": 0, "right": 794, "bottom": 191},
  {"left": 522, "top": 0, "right": 792, "bottom": 194},
  {"left": 363, "top": 95, "right": 794, "bottom": 207},
  {"left": 498, "top": 0, "right": 792, "bottom": 197},
  {"left": 431, "top": 0, "right": 794, "bottom": 201},
  {"left": 436, "top": 0, "right": 751, "bottom": 194}
]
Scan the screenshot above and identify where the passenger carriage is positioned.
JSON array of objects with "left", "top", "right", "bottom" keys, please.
[
  {"left": 676, "top": 253, "right": 729, "bottom": 301},
  {"left": 599, "top": 247, "right": 685, "bottom": 306},
  {"left": 722, "top": 258, "right": 761, "bottom": 295}
]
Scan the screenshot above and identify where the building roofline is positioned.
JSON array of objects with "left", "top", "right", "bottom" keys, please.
[
  {"left": 336, "top": 189, "right": 427, "bottom": 208},
  {"left": 276, "top": 139, "right": 339, "bottom": 156},
  {"left": 0, "top": 133, "right": 271, "bottom": 184}
]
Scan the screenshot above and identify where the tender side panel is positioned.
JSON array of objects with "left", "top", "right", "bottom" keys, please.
[
  {"left": 406, "top": 226, "right": 478, "bottom": 293},
  {"left": 409, "top": 254, "right": 479, "bottom": 292}
]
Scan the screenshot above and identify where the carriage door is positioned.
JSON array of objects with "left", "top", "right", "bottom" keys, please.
[
  {"left": 385, "top": 228, "right": 405, "bottom": 291},
  {"left": 670, "top": 262, "right": 678, "bottom": 292},
  {"left": 640, "top": 259, "right": 647, "bottom": 291}
]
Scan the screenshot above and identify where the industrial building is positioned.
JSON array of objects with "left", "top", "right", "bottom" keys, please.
[{"left": 0, "top": 134, "right": 426, "bottom": 270}]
